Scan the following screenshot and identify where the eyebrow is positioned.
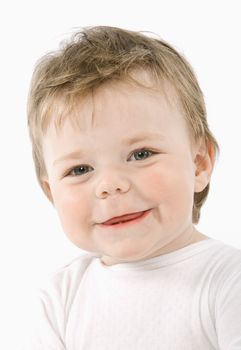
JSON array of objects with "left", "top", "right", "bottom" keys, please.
[
  {"left": 121, "top": 132, "right": 163, "bottom": 146},
  {"left": 53, "top": 132, "right": 163, "bottom": 166}
]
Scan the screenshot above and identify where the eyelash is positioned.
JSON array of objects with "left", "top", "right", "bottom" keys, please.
[{"left": 65, "top": 148, "right": 158, "bottom": 177}]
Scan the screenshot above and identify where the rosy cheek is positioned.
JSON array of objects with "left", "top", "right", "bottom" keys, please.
[
  {"left": 54, "top": 187, "right": 89, "bottom": 223},
  {"left": 139, "top": 168, "right": 171, "bottom": 201},
  {"left": 138, "top": 164, "right": 192, "bottom": 208}
]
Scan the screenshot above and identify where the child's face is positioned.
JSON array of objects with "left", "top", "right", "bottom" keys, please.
[{"left": 42, "top": 73, "right": 207, "bottom": 265}]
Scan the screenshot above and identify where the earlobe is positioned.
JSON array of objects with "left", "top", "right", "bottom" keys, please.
[{"left": 194, "top": 140, "right": 216, "bottom": 193}]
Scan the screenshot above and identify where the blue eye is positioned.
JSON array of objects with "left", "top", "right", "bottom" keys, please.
[
  {"left": 67, "top": 165, "right": 93, "bottom": 177},
  {"left": 130, "top": 149, "right": 154, "bottom": 161},
  {"left": 65, "top": 149, "right": 156, "bottom": 177}
]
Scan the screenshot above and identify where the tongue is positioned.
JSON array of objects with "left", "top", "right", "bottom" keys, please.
[{"left": 104, "top": 211, "right": 144, "bottom": 225}]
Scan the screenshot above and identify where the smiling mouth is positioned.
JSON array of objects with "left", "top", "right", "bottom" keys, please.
[{"left": 100, "top": 209, "right": 151, "bottom": 228}]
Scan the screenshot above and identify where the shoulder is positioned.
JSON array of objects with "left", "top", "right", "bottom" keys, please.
[
  {"left": 209, "top": 242, "right": 241, "bottom": 347},
  {"left": 203, "top": 240, "right": 241, "bottom": 306},
  {"left": 201, "top": 239, "right": 241, "bottom": 281},
  {"left": 23, "top": 254, "right": 99, "bottom": 348},
  {"left": 37, "top": 253, "right": 99, "bottom": 308},
  {"left": 215, "top": 241, "right": 241, "bottom": 288},
  {"left": 50, "top": 253, "right": 97, "bottom": 283},
  {"left": 193, "top": 239, "right": 241, "bottom": 297},
  {"left": 211, "top": 240, "right": 241, "bottom": 276}
]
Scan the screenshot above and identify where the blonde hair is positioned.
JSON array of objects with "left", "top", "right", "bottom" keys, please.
[{"left": 27, "top": 25, "right": 219, "bottom": 224}]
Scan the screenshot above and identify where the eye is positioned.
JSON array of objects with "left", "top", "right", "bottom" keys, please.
[
  {"left": 129, "top": 148, "right": 156, "bottom": 161},
  {"left": 66, "top": 165, "right": 93, "bottom": 177},
  {"left": 65, "top": 148, "right": 157, "bottom": 177}
]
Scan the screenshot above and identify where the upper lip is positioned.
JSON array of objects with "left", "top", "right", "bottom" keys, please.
[{"left": 99, "top": 209, "right": 149, "bottom": 225}]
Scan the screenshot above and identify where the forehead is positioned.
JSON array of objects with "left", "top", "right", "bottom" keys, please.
[{"left": 48, "top": 74, "right": 183, "bottom": 134}]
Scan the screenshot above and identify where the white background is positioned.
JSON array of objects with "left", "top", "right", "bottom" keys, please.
[{"left": 0, "top": 0, "right": 240, "bottom": 348}]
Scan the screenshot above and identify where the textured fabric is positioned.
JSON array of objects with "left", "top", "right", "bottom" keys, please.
[{"left": 23, "top": 238, "right": 241, "bottom": 350}]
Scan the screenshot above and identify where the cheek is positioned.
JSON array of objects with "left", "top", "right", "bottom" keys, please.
[
  {"left": 142, "top": 171, "right": 177, "bottom": 204},
  {"left": 53, "top": 186, "right": 90, "bottom": 230},
  {"left": 139, "top": 163, "right": 194, "bottom": 208}
]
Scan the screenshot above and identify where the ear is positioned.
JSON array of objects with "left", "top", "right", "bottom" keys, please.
[
  {"left": 41, "top": 178, "right": 55, "bottom": 205},
  {"left": 194, "top": 139, "right": 216, "bottom": 193}
]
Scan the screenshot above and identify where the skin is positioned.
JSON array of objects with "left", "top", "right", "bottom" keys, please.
[{"left": 42, "top": 71, "right": 215, "bottom": 266}]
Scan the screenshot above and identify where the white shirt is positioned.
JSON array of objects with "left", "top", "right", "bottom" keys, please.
[{"left": 23, "top": 238, "right": 241, "bottom": 349}]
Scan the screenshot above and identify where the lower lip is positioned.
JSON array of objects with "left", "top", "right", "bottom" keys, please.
[{"left": 99, "top": 209, "right": 152, "bottom": 229}]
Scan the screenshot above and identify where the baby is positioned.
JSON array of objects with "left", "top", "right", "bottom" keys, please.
[{"left": 25, "top": 26, "right": 241, "bottom": 349}]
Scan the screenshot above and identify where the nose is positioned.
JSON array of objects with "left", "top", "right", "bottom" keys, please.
[{"left": 95, "top": 171, "right": 130, "bottom": 199}]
